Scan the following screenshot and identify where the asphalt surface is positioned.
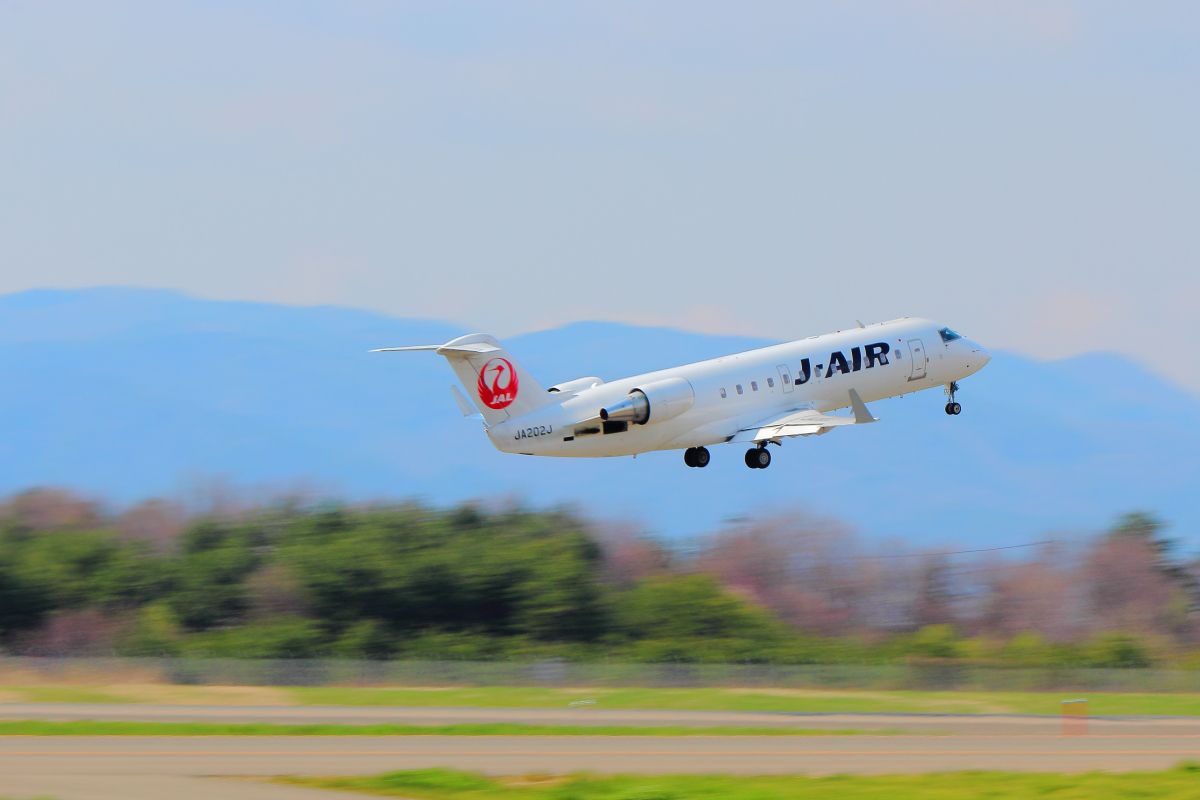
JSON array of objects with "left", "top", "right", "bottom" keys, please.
[{"left": 1, "top": 706, "right": 1198, "bottom": 799}]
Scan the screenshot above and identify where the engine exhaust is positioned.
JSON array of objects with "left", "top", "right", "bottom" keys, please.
[{"left": 599, "top": 390, "right": 650, "bottom": 425}]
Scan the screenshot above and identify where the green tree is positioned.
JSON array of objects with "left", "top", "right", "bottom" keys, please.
[
  {"left": 903, "top": 624, "right": 964, "bottom": 660},
  {"left": 0, "top": 528, "right": 52, "bottom": 636},
  {"left": 612, "top": 574, "right": 791, "bottom": 662},
  {"left": 283, "top": 506, "right": 610, "bottom": 643},
  {"left": 6, "top": 529, "right": 165, "bottom": 612},
  {"left": 165, "top": 520, "right": 263, "bottom": 630},
  {"left": 181, "top": 616, "right": 323, "bottom": 658},
  {"left": 120, "top": 602, "right": 185, "bottom": 656},
  {"left": 1086, "top": 632, "right": 1154, "bottom": 668}
]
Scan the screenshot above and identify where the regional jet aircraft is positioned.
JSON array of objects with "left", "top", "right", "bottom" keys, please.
[{"left": 375, "top": 318, "right": 989, "bottom": 469}]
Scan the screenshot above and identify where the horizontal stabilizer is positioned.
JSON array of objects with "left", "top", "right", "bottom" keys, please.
[
  {"left": 371, "top": 345, "right": 439, "bottom": 352},
  {"left": 371, "top": 342, "right": 500, "bottom": 355},
  {"left": 371, "top": 332, "right": 551, "bottom": 426}
]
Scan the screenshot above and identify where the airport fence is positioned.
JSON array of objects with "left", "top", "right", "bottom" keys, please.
[{"left": 1, "top": 657, "right": 1199, "bottom": 692}]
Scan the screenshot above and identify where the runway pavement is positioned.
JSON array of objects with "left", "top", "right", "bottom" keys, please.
[{"left": 1, "top": 706, "right": 1198, "bottom": 799}]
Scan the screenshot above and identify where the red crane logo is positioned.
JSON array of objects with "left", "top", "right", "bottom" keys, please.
[{"left": 477, "top": 357, "right": 518, "bottom": 410}]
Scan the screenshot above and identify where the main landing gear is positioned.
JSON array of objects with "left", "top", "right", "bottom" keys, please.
[
  {"left": 744, "top": 445, "right": 771, "bottom": 469},
  {"left": 945, "top": 381, "right": 962, "bottom": 415},
  {"left": 683, "top": 447, "right": 711, "bottom": 468}
]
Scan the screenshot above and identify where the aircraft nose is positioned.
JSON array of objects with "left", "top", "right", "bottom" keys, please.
[{"left": 971, "top": 342, "right": 991, "bottom": 368}]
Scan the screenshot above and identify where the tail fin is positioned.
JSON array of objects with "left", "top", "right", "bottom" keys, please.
[{"left": 373, "top": 334, "right": 553, "bottom": 426}]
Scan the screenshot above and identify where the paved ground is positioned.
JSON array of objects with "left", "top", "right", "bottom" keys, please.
[{"left": 1, "top": 706, "right": 1198, "bottom": 799}]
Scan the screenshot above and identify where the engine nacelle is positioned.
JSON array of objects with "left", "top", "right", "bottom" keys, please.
[
  {"left": 548, "top": 376, "right": 604, "bottom": 394},
  {"left": 599, "top": 377, "right": 695, "bottom": 425}
]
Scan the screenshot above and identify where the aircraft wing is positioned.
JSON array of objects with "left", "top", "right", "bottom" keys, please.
[{"left": 728, "top": 389, "right": 877, "bottom": 443}]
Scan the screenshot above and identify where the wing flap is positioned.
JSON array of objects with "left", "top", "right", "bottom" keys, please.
[{"left": 730, "top": 389, "right": 878, "bottom": 443}]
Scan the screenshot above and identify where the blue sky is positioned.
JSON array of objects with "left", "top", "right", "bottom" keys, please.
[{"left": 3, "top": 1, "right": 1197, "bottom": 389}]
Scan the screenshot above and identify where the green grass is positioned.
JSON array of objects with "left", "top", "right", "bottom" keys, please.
[
  {"left": 285, "top": 764, "right": 1200, "bottom": 799},
  {"left": 6, "top": 683, "right": 1200, "bottom": 716},
  {"left": 288, "top": 685, "right": 1200, "bottom": 716},
  {"left": 1, "top": 686, "right": 130, "bottom": 704},
  {"left": 0, "top": 721, "right": 890, "bottom": 737}
]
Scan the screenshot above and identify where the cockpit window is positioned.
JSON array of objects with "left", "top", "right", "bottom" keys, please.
[{"left": 938, "top": 327, "right": 962, "bottom": 343}]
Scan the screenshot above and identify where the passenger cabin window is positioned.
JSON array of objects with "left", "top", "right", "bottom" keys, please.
[
  {"left": 720, "top": 388, "right": 727, "bottom": 398},
  {"left": 767, "top": 377, "right": 774, "bottom": 388},
  {"left": 938, "top": 327, "right": 962, "bottom": 343},
  {"left": 751, "top": 381, "right": 758, "bottom": 391},
  {"left": 736, "top": 384, "right": 744, "bottom": 395}
]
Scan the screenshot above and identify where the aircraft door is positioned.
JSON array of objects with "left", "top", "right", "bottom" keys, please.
[
  {"left": 777, "top": 364, "right": 793, "bottom": 393},
  {"left": 908, "top": 339, "right": 927, "bottom": 381}
]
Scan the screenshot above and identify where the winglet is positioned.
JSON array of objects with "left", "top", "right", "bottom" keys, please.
[{"left": 848, "top": 389, "right": 877, "bottom": 424}]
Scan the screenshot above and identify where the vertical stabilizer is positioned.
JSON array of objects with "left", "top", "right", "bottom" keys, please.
[{"left": 373, "top": 334, "right": 553, "bottom": 426}]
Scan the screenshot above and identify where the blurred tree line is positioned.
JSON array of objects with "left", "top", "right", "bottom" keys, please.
[{"left": 1, "top": 488, "right": 1198, "bottom": 666}]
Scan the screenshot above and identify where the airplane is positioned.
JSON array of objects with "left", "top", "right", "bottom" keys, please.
[{"left": 374, "top": 318, "right": 990, "bottom": 469}]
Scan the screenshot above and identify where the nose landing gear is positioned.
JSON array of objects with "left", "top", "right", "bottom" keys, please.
[
  {"left": 744, "top": 446, "right": 771, "bottom": 469},
  {"left": 683, "top": 447, "right": 711, "bottom": 468},
  {"left": 945, "top": 381, "right": 962, "bottom": 415}
]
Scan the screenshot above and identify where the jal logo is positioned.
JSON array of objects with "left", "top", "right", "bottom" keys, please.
[{"left": 477, "top": 357, "right": 519, "bottom": 410}]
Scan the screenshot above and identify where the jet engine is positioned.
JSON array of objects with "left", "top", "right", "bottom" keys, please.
[{"left": 599, "top": 377, "right": 695, "bottom": 425}]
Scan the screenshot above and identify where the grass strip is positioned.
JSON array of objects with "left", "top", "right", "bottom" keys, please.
[
  {"left": 8, "top": 684, "right": 1200, "bottom": 716},
  {"left": 1, "top": 686, "right": 132, "bottom": 704},
  {"left": 288, "top": 685, "right": 1200, "bottom": 716},
  {"left": 285, "top": 763, "right": 1200, "bottom": 799},
  {"left": 0, "top": 721, "right": 889, "bottom": 737}
]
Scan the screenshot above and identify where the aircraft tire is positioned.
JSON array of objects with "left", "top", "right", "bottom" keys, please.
[
  {"left": 745, "top": 448, "right": 770, "bottom": 469},
  {"left": 683, "top": 448, "right": 697, "bottom": 467},
  {"left": 693, "top": 447, "right": 710, "bottom": 468},
  {"left": 945, "top": 402, "right": 962, "bottom": 415}
]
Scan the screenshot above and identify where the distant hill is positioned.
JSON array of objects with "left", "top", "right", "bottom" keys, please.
[{"left": 2, "top": 287, "right": 1198, "bottom": 545}]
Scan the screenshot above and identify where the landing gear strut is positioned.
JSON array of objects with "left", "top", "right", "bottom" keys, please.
[
  {"left": 684, "top": 447, "right": 710, "bottom": 468},
  {"left": 945, "top": 381, "right": 962, "bottom": 416},
  {"left": 744, "top": 446, "right": 771, "bottom": 469}
]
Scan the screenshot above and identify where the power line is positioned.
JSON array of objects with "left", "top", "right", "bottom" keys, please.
[{"left": 844, "top": 540, "right": 1057, "bottom": 561}]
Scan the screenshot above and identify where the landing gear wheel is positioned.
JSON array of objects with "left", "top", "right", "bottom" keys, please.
[
  {"left": 944, "top": 381, "right": 962, "bottom": 415},
  {"left": 692, "top": 447, "right": 710, "bottom": 468},
  {"left": 683, "top": 448, "right": 697, "bottom": 467},
  {"left": 744, "top": 447, "right": 771, "bottom": 469}
]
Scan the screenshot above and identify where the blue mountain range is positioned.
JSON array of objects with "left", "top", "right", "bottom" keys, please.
[{"left": 3, "top": 287, "right": 1197, "bottom": 546}]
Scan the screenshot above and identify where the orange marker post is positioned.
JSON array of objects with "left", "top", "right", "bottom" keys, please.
[{"left": 1061, "top": 698, "right": 1088, "bottom": 736}]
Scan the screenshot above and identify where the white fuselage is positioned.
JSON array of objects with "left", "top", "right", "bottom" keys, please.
[{"left": 487, "top": 318, "right": 989, "bottom": 457}]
